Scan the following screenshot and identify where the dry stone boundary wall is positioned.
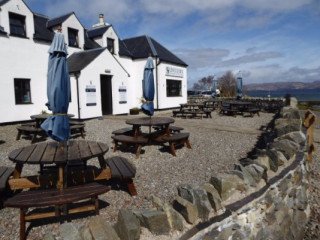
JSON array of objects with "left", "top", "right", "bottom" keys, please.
[{"left": 46, "top": 105, "right": 313, "bottom": 240}]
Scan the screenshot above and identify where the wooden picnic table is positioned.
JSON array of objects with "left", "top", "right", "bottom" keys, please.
[
  {"left": 7, "top": 140, "right": 110, "bottom": 190},
  {"left": 126, "top": 117, "right": 175, "bottom": 138},
  {"left": 30, "top": 113, "right": 75, "bottom": 128}
]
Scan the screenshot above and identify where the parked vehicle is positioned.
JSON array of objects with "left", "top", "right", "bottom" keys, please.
[{"left": 200, "top": 90, "right": 213, "bottom": 98}]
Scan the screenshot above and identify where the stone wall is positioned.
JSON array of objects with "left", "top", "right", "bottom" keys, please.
[{"left": 46, "top": 105, "right": 313, "bottom": 240}]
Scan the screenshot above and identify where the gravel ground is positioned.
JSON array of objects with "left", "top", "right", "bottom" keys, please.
[{"left": 0, "top": 110, "right": 318, "bottom": 240}]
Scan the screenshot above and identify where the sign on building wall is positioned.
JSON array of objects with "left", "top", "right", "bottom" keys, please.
[
  {"left": 166, "top": 66, "right": 184, "bottom": 78},
  {"left": 86, "top": 85, "right": 96, "bottom": 106},
  {"left": 119, "top": 86, "right": 127, "bottom": 104}
]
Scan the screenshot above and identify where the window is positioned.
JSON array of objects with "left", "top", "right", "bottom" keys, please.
[
  {"left": 68, "top": 28, "right": 78, "bottom": 47},
  {"left": 107, "top": 38, "right": 114, "bottom": 54},
  {"left": 166, "top": 79, "right": 182, "bottom": 97},
  {"left": 9, "top": 12, "right": 26, "bottom": 37},
  {"left": 14, "top": 78, "right": 31, "bottom": 104}
]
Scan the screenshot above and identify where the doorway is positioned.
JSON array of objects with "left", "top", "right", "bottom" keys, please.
[{"left": 100, "top": 75, "right": 113, "bottom": 115}]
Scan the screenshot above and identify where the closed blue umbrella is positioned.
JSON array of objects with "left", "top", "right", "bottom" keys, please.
[
  {"left": 141, "top": 56, "right": 155, "bottom": 116},
  {"left": 41, "top": 32, "right": 71, "bottom": 141},
  {"left": 237, "top": 76, "right": 243, "bottom": 99}
]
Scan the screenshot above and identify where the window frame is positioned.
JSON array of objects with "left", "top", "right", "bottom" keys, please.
[
  {"left": 166, "top": 79, "right": 182, "bottom": 97},
  {"left": 107, "top": 38, "right": 115, "bottom": 54},
  {"left": 9, "top": 12, "right": 26, "bottom": 37},
  {"left": 14, "top": 78, "right": 32, "bottom": 104},
  {"left": 68, "top": 27, "right": 79, "bottom": 48}
]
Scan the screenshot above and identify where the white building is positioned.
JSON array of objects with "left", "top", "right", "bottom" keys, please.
[{"left": 0, "top": 0, "right": 188, "bottom": 124}]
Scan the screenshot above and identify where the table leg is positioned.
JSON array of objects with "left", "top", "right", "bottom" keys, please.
[
  {"left": 57, "top": 164, "right": 66, "bottom": 189},
  {"left": 164, "top": 124, "right": 171, "bottom": 136},
  {"left": 13, "top": 163, "right": 23, "bottom": 179}
]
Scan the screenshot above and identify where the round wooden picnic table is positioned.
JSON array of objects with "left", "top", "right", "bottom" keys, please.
[
  {"left": 126, "top": 117, "right": 175, "bottom": 138},
  {"left": 7, "top": 139, "right": 110, "bottom": 189},
  {"left": 30, "top": 113, "right": 75, "bottom": 128}
]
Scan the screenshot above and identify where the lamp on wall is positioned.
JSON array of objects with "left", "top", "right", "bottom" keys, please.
[{"left": 105, "top": 69, "right": 111, "bottom": 73}]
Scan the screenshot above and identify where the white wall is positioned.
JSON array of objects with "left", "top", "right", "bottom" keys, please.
[
  {"left": 157, "top": 63, "right": 188, "bottom": 109},
  {"left": 61, "top": 14, "right": 85, "bottom": 53},
  {"left": 73, "top": 49, "right": 129, "bottom": 118}
]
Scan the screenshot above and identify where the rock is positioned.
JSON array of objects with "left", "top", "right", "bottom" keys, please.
[
  {"left": 163, "top": 203, "right": 185, "bottom": 231},
  {"left": 115, "top": 210, "right": 140, "bottom": 240},
  {"left": 291, "top": 210, "right": 308, "bottom": 240},
  {"left": 89, "top": 216, "right": 120, "bottom": 240},
  {"left": 274, "top": 119, "right": 301, "bottom": 137},
  {"left": 281, "top": 107, "right": 301, "bottom": 119},
  {"left": 278, "top": 131, "right": 306, "bottom": 145},
  {"left": 173, "top": 196, "right": 198, "bottom": 224},
  {"left": 59, "top": 223, "right": 82, "bottom": 240},
  {"left": 210, "top": 173, "right": 245, "bottom": 200},
  {"left": 79, "top": 225, "right": 93, "bottom": 240},
  {"left": 245, "top": 164, "right": 267, "bottom": 183},
  {"left": 200, "top": 183, "right": 223, "bottom": 211},
  {"left": 141, "top": 210, "right": 170, "bottom": 235},
  {"left": 270, "top": 139, "right": 299, "bottom": 160},
  {"left": 253, "top": 155, "right": 271, "bottom": 171},
  {"left": 265, "top": 149, "right": 279, "bottom": 172},
  {"left": 193, "top": 187, "right": 212, "bottom": 221},
  {"left": 234, "top": 164, "right": 257, "bottom": 187},
  {"left": 152, "top": 194, "right": 164, "bottom": 210},
  {"left": 177, "top": 184, "right": 196, "bottom": 203}
]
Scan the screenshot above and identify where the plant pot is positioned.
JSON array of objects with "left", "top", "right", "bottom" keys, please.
[{"left": 130, "top": 109, "right": 140, "bottom": 115}]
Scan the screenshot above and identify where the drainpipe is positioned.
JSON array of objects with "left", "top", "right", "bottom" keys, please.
[
  {"left": 155, "top": 57, "right": 160, "bottom": 110},
  {"left": 74, "top": 72, "right": 81, "bottom": 119}
]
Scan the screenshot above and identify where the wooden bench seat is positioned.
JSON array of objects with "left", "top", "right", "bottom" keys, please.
[
  {"left": 105, "top": 156, "right": 137, "bottom": 196},
  {"left": 246, "top": 108, "right": 260, "bottom": 117},
  {"left": 0, "top": 166, "right": 14, "bottom": 192},
  {"left": 112, "top": 127, "right": 134, "bottom": 136},
  {"left": 172, "top": 110, "right": 211, "bottom": 119},
  {"left": 153, "top": 125, "right": 184, "bottom": 134},
  {"left": 16, "top": 126, "right": 45, "bottom": 143},
  {"left": 112, "top": 135, "right": 148, "bottom": 159},
  {"left": 162, "top": 132, "right": 191, "bottom": 156},
  {"left": 70, "top": 124, "right": 85, "bottom": 138},
  {"left": 220, "top": 107, "right": 238, "bottom": 116},
  {"left": 4, "top": 182, "right": 110, "bottom": 240}
]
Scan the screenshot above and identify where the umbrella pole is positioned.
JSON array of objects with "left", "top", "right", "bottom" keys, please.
[{"left": 149, "top": 116, "right": 151, "bottom": 135}]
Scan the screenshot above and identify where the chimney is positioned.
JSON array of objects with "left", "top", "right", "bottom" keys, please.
[{"left": 99, "top": 14, "right": 104, "bottom": 24}]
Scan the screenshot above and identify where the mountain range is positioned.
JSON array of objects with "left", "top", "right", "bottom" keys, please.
[{"left": 245, "top": 81, "right": 320, "bottom": 91}]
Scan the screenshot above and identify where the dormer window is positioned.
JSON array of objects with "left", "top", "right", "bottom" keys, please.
[
  {"left": 68, "top": 28, "right": 79, "bottom": 47},
  {"left": 9, "top": 12, "right": 26, "bottom": 37},
  {"left": 107, "top": 38, "right": 114, "bottom": 54}
]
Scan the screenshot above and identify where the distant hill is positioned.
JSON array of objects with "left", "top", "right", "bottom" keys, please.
[{"left": 245, "top": 81, "right": 320, "bottom": 91}]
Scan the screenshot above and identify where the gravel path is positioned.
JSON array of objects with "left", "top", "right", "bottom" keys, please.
[{"left": 0, "top": 110, "right": 318, "bottom": 240}]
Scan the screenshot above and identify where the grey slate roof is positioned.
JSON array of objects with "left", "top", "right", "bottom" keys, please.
[
  {"left": 118, "top": 40, "right": 132, "bottom": 57},
  {"left": 67, "top": 47, "right": 106, "bottom": 73},
  {"left": 33, "top": 13, "right": 54, "bottom": 42},
  {"left": 86, "top": 25, "right": 111, "bottom": 38},
  {"left": 122, "top": 35, "right": 187, "bottom": 66},
  {"left": 0, "top": 0, "right": 10, "bottom": 6},
  {"left": 84, "top": 30, "right": 101, "bottom": 50},
  {"left": 47, "top": 12, "right": 73, "bottom": 28}
]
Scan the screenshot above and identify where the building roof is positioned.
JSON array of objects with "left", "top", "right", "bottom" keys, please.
[
  {"left": 118, "top": 39, "right": 132, "bottom": 57},
  {"left": 83, "top": 30, "right": 101, "bottom": 50},
  {"left": 0, "top": 0, "right": 10, "bottom": 6},
  {"left": 122, "top": 35, "right": 187, "bottom": 66},
  {"left": 33, "top": 13, "right": 54, "bottom": 42},
  {"left": 47, "top": 12, "right": 73, "bottom": 28},
  {"left": 86, "top": 25, "right": 111, "bottom": 38},
  {"left": 67, "top": 47, "right": 106, "bottom": 73}
]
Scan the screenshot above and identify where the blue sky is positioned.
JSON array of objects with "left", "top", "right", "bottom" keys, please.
[{"left": 25, "top": 0, "right": 320, "bottom": 87}]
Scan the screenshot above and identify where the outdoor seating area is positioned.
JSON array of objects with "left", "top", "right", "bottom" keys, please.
[
  {"left": 172, "top": 103, "right": 212, "bottom": 119},
  {"left": 16, "top": 115, "right": 86, "bottom": 143}
]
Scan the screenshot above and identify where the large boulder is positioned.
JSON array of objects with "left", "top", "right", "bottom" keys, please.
[
  {"left": 274, "top": 118, "right": 301, "bottom": 137},
  {"left": 270, "top": 139, "right": 299, "bottom": 160}
]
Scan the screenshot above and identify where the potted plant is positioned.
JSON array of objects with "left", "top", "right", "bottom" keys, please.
[{"left": 130, "top": 107, "right": 140, "bottom": 115}]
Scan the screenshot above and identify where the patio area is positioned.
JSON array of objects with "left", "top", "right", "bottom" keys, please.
[{"left": 0, "top": 110, "right": 318, "bottom": 239}]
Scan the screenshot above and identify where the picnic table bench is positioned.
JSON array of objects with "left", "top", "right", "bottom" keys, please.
[
  {"left": 4, "top": 182, "right": 110, "bottom": 240},
  {"left": 16, "top": 126, "right": 45, "bottom": 143},
  {"left": 112, "top": 135, "right": 148, "bottom": 159},
  {"left": 0, "top": 166, "right": 14, "bottom": 192},
  {"left": 105, "top": 156, "right": 137, "bottom": 196},
  {"left": 172, "top": 109, "right": 211, "bottom": 119},
  {"left": 163, "top": 132, "right": 191, "bottom": 156},
  {"left": 70, "top": 124, "right": 85, "bottom": 138}
]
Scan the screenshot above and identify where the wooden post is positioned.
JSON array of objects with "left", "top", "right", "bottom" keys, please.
[{"left": 304, "top": 110, "right": 317, "bottom": 163}]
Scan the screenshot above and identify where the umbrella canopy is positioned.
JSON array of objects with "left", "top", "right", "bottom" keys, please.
[
  {"left": 236, "top": 76, "right": 243, "bottom": 99},
  {"left": 212, "top": 79, "right": 217, "bottom": 97},
  {"left": 141, "top": 56, "right": 155, "bottom": 116},
  {"left": 41, "top": 32, "right": 71, "bottom": 141}
]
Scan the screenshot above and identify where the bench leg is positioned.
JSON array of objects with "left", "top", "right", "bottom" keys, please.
[
  {"left": 80, "top": 129, "right": 85, "bottom": 139},
  {"left": 113, "top": 141, "right": 118, "bottom": 152},
  {"left": 186, "top": 139, "right": 191, "bottom": 149},
  {"left": 20, "top": 208, "right": 26, "bottom": 240},
  {"left": 126, "top": 179, "right": 137, "bottom": 196},
  {"left": 169, "top": 142, "right": 176, "bottom": 156},
  {"left": 93, "top": 196, "right": 99, "bottom": 215},
  {"left": 31, "top": 134, "right": 37, "bottom": 143},
  {"left": 16, "top": 130, "right": 22, "bottom": 140},
  {"left": 136, "top": 144, "right": 143, "bottom": 159}
]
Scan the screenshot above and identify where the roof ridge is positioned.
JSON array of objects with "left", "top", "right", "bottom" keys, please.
[
  {"left": 146, "top": 35, "right": 158, "bottom": 57},
  {"left": 48, "top": 12, "right": 74, "bottom": 21}
]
